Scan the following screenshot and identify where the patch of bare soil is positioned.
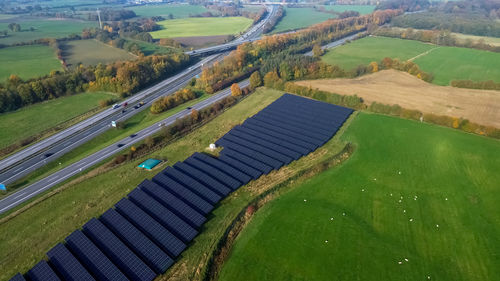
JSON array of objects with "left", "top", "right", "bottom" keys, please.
[
  {"left": 296, "top": 70, "right": 500, "bottom": 128},
  {"left": 173, "top": 35, "right": 232, "bottom": 49}
]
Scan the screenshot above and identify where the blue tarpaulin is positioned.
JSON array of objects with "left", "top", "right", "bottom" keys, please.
[
  {"left": 137, "top": 159, "right": 162, "bottom": 170},
  {"left": 0, "top": 184, "right": 6, "bottom": 191}
]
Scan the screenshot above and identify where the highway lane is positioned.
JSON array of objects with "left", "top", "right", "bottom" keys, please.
[
  {"left": 304, "top": 33, "right": 362, "bottom": 56},
  {"left": 0, "top": 5, "right": 278, "bottom": 185},
  {"left": 0, "top": 80, "right": 249, "bottom": 214}
]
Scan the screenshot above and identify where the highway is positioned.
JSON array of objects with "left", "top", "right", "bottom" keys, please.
[
  {"left": 0, "top": 80, "right": 249, "bottom": 214},
  {"left": 304, "top": 32, "right": 362, "bottom": 56},
  {"left": 0, "top": 4, "right": 278, "bottom": 187}
]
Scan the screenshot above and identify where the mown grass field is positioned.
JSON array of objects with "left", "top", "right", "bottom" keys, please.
[
  {"left": 0, "top": 44, "right": 62, "bottom": 81},
  {"left": 0, "top": 19, "right": 97, "bottom": 45},
  {"left": 0, "top": 88, "right": 287, "bottom": 280},
  {"left": 220, "top": 112, "right": 500, "bottom": 281},
  {"left": 131, "top": 4, "right": 211, "bottom": 19},
  {"left": 0, "top": 92, "right": 114, "bottom": 150},
  {"left": 271, "top": 7, "right": 335, "bottom": 34},
  {"left": 322, "top": 4, "right": 375, "bottom": 14},
  {"left": 150, "top": 17, "right": 252, "bottom": 38},
  {"left": 322, "top": 36, "right": 500, "bottom": 85},
  {"left": 63, "top": 39, "right": 136, "bottom": 67},
  {"left": 126, "top": 39, "right": 179, "bottom": 56}
]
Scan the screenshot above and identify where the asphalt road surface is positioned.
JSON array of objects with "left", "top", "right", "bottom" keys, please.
[
  {"left": 304, "top": 33, "right": 362, "bottom": 56},
  {"left": 0, "top": 4, "right": 278, "bottom": 186},
  {"left": 0, "top": 80, "right": 249, "bottom": 214}
]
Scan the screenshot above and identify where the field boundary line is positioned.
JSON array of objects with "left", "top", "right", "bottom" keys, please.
[{"left": 409, "top": 46, "right": 440, "bottom": 61}]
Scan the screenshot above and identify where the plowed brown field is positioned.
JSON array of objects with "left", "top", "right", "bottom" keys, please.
[{"left": 295, "top": 70, "right": 500, "bottom": 127}]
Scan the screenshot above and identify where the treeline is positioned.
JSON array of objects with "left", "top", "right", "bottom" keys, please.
[
  {"left": 0, "top": 53, "right": 191, "bottom": 113},
  {"left": 87, "top": 9, "right": 136, "bottom": 21},
  {"left": 262, "top": 5, "right": 284, "bottom": 34},
  {"left": 374, "top": 27, "right": 500, "bottom": 52},
  {"left": 315, "top": 6, "right": 360, "bottom": 19},
  {"left": 376, "top": 0, "right": 430, "bottom": 12},
  {"left": 150, "top": 88, "right": 198, "bottom": 114},
  {"left": 451, "top": 80, "right": 500, "bottom": 91}
]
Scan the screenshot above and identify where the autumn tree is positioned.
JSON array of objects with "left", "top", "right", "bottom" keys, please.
[
  {"left": 191, "top": 108, "right": 199, "bottom": 121},
  {"left": 312, "top": 44, "right": 324, "bottom": 57},
  {"left": 231, "top": 83, "right": 242, "bottom": 97},
  {"left": 249, "top": 71, "right": 262, "bottom": 89}
]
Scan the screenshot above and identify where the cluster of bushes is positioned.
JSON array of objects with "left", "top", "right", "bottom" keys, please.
[
  {"left": 374, "top": 27, "right": 500, "bottom": 52},
  {"left": 87, "top": 9, "right": 136, "bottom": 21},
  {"left": 368, "top": 102, "right": 500, "bottom": 139},
  {"left": 150, "top": 88, "right": 198, "bottom": 114},
  {"left": 378, "top": 57, "right": 434, "bottom": 82},
  {"left": 451, "top": 80, "right": 500, "bottom": 90}
]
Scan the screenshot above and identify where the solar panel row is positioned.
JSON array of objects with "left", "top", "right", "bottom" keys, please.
[{"left": 12, "top": 94, "right": 353, "bottom": 281}]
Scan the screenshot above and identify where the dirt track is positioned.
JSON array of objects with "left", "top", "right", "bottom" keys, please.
[{"left": 296, "top": 70, "right": 500, "bottom": 128}]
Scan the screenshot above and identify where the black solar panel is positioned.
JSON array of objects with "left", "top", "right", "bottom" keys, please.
[
  {"left": 256, "top": 111, "right": 334, "bottom": 138},
  {"left": 152, "top": 172, "right": 213, "bottom": 214},
  {"left": 227, "top": 129, "right": 302, "bottom": 160},
  {"left": 139, "top": 180, "right": 206, "bottom": 228},
  {"left": 252, "top": 115, "right": 329, "bottom": 142},
  {"left": 162, "top": 166, "right": 222, "bottom": 204},
  {"left": 220, "top": 134, "right": 293, "bottom": 164},
  {"left": 82, "top": 218, "right": 156, "bottom": 281},
  {"left": 128, "top": 188, "right": 198, "bottom": 243},
  {"left": 220, "top": 149, "right": 273, "bottom": 174},
  {"left": 65, "top": 230, "right": 128, "bottom": 281},
  {"left": 218, "top": 154, "right": 262, "bottom": 179},
  {"left": 184, "top": 157, "right": 242, "bottom": 190},
  {"left": 8, "top": 274, "right": 26, "bottom": 281},
  {"left": 193, "top": 152, "right": 252, "bottom": 184},
  {"left": 46, "top": 243, "right": 95, "bottom": 281},
  {"left": 243, "top": 118, "right": 322, "bottom": 147},
  {"left": 216, "top": 139, "right": 283, "bottom": 169},
  {"left": 115, "top": 198, "right": 186, "bottom": 257},
  {"left": 258, "top": 109, "right": 336, "bottom": 134},
  {"left": 240, "top": 122, "right": 316, "bottom": 151},
  {"left": 173, "top": 162, "right": 232, "bottom": 196},
  {"left": 26, "top": 261, "right": 61, "bottom": 281},
  {"left": 100, "top": 208, "right": 174, "bottom": 274},
  {"left": 260, "top": 106, "right": 336, "bottom": 129}
]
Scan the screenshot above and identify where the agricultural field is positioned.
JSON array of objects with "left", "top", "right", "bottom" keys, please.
[
  {"left": 0, "top": 14, "right": 15, "bottom": 20},
  {"left": 0, "top": 92, "right": 114, "bottom": 151},
  {"left": 125, "top": 39, "right": 179, "bottom": 56},
  {"left": 150, "top": 17, "right": 253, "bottom": 39},
  {"left": 322, "top": 4, "right": 376, "bottom": 15},
  {"left": 295, "top": 70, "right": 500, "bottom": 128},
  {"left": 0, "top": 44, "right": 62, "bottom": 81},
  {"left": 0, "top": 87, "right": 288, "bottom": 280},
  {"left": 131, "top": 4, "right": 212, "bottom": 19},
  {"left": 220, "top": 112, "right": 500, "bottom": 281},
  {"left": 322, "top": 36, "right": 500, "bottom": 85},
  {"left": 0, "top": 19, "right": 97, "bottom": 45},
  {"left": 62, "top": 39, "right": 136, "bottom": 67},
  {"left": 271, "top": 7, "right": 335, "bottom": 34}
]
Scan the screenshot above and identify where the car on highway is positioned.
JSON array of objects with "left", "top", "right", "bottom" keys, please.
[
  {"left": 130, "top": 134, "right": 137, "bottom": 138},
  {"left": 112, "top": 104, "right": 120, "bottom": 109},
  {"left": 117, "top": 144, "right": 125, "bottom": 148},
  {"left": 44, "top": 153, "right": 53, "bottom": 158},
  {"left": 122, "top": 102, "right": 128, "bottom": 107},
  {"left": 186, "top": 107, "right": 192, "bottom": 110}
]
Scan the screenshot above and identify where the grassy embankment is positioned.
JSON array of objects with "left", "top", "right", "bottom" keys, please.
[
  {"left": 220, "top": 112, "right": 500, "bottom": 281},
  {"left": 322, "top": 36, "right": 500, "bottom": 85}
]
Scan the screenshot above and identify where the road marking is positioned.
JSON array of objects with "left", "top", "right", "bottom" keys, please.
[{"left": 13, "top": 192, "right": 26, "bottom": 199}]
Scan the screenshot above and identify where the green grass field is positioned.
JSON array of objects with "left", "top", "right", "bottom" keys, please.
[
  {"left": 126, "top": 39, "right": 179, "bottom": 56},
  {"left": 271, "top": 7, "right": 335, "bottom": 34},
  {"left": 63, "top": 39, "right": 136, "bottom": 67},
  {"left": 0, "top": 44, "right": 62, "bottom": 81},
  {"left": 0, "top": 19, "right": 97, "bottom": 45},
  {"left": 131, "top": 4, "right": 211, "bottom": 19},
  {"left": 322, "top": 4, "right": 375, "bottom": 14},
  {"left": 0, "top": 92, "right": 114, "bottom": 150},
  {"left": 150, "top": 17, "right": 253, "bottom": 38},
  {"left": 322, "top": 36, "right": 500, "bottom": 85},
  {"left": 220, "top": 112, "right": 500, "bottom": 281},
  {"left": 0, "top": 88, "right": 288, "bottom": 280}
]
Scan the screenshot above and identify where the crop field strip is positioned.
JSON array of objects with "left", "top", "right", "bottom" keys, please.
[{"left": 9, "top": 94, "right": 352, "bottom": 281}]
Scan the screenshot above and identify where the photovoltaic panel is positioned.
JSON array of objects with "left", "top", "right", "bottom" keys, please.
[
  {"left": 252, "top": 115, "right": 329, "bottom": 142},
  {"left": 82, "top": 218, "right": 156, "bottom": 281},
  {"left": 100, "top": 208, "right": 174, "bottom": 274},
  {"left": 260, "top": 105, "right": 336, "bottom": 128},
  {"left": 138, "top": 180, "right": 206, "bottom": 228},
  {"left": 173, "top": 162, "right": 232, "bottom": 196},
  {"left": 193, "top": 152, "right": 252, "bottom": 184},
  {"left": 258, "top": 109, "right": 336, "bottom": 133},
  {"left": 216, "top": 138, "right": 284, "bottom": 169},
  {"left": 218, "top": 153, "right": 263, "bottom": 179},
  {"left": 256, "top": 111, "right": 334, "bottom": 137},
  {"left": 8, "top": 274, "right": 25, "bottom": 281},
  {"left": 220, "top": 134, "right": 293, "bottom": 164},
  {"left": 152, "top": 172, "right": 214, "bottom": 214},
  {"left": 184, "top": 157, "right": 242, "bottom": 190},
  {"left": 162, "top": 166, "right": 222, "bottom": 204},
  {"left": 243, "top": 118, "right": 322, "bottom": 147},
  {"left": 220, "top": 149, "right": 273, "bottom": 174},
  {"left": 227, "top": 129, "right": 302, "bottom": 160},
  {"left": 128, "top": 188, "right": 198, "bottom": 243},
  {"left": 26, "top": 261, "right": 61, "bottom": 281},
  {"left": 115, "top": 198, "right": 186, "bottom": 257},
  {"left": 46, "top": 243, "right": 95, "bottom": 281},
  {"left": 240, "top": 122, "right": 316, "bottom": 151},
  {"left": 65, "top": 230, "right": 128, "bottom": 281}
]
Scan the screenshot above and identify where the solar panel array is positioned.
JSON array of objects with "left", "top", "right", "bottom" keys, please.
[{"left": 11, "top": 94, "right": 352, "bottom": 281}]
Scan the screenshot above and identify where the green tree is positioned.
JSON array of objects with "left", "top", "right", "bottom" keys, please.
[
  {"left": 249, "top": 71, "right": 262, "bottom": 89},
  {"left": 312, "top": 44, "right": 324, "bottom": 58}
]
